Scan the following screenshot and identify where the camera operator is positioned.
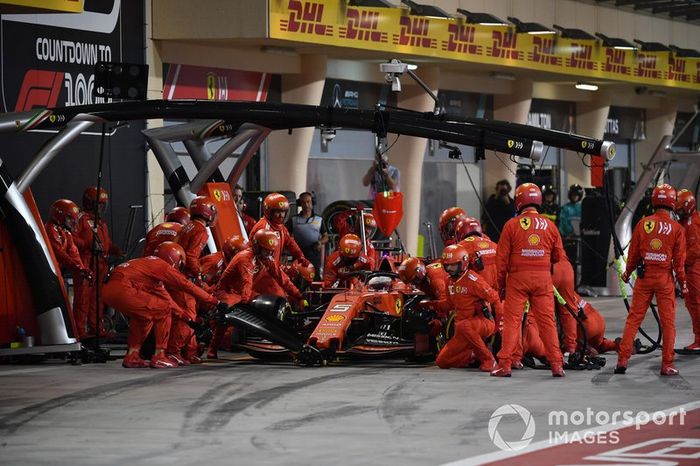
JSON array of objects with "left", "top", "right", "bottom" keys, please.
[{"left": 362, "top": 152, "right": 400, "bottom": 200}]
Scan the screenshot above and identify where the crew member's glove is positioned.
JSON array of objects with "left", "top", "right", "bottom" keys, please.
[
  {"left": 216, "top": 301, "right": 229, "bottom": 314},
  {"left": 621, "top": 271, "right": 630, "bottom": 283},
  {"left": 293, "top": 297, "right": 308, "bottom": 310},
  {"left": 79, "top": 267, "right": 94, "bottom": 282},
  {"left": 680, "top": 281, "right": 689, "bottom": 299},
  {"left": 428, "top": 319, "right": 442, "bottom": 337},
  {"left": 299, "top": 257, "right": 312, "bottom": 268}
]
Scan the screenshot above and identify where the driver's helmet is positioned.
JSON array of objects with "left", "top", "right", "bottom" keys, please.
[{"left": 367, "top": 275, "right": 392, "bottom": 291}]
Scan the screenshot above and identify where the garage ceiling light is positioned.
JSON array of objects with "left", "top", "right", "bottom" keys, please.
[
  {"left": 508, "top": 16, "right": 556, "bottom": 35},
  {"left": 633, "top": 39, "right": 671, "bottom": 52},
  {"left": 456, "top": 9, "right": 508, "bottom": 26},
  {"left": 347, "top": 0, "right": 395, "bottom": 7},
  {"left": 575, "top": 82, "right": 599, "bottom": 91},
  {"left": 670, "top": 45, "right": 700, "bottom": 58},
  {"left": 401, "top": 0, "right": 451, "bottom": 18},
  {"left": 552, "top": 24, "right": 596, "bottom": 40},
  {"left": 596, "top": 33, "right": 638, "bottom": 50},
  {"left": 490, "top": 71, "right": 516, "bottom": 80}
]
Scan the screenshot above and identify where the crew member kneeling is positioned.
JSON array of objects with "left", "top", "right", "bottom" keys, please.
[
  {"left": 437, "top": 244, "right": 500, "bottom": 371},
  {"left": 102, "top": 242, "right": 218, "bottom": 369}
]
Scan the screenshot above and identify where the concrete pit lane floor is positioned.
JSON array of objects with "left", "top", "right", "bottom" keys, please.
[{"left": 1, "top": 297, "right": 699, "bottom": 466}]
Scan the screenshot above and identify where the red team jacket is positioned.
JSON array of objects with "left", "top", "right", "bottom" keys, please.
[
  {"left": 625, "top": 210, "right": 686, "bottom": 282},
  {"left": 108, "top": 256, "right": 217, "bottom": 317},
  {"left": 74, "top": 212, "right": 121, "bottom": 266},
  {"left": 681, "top": 211, "right": 700, "bottom": 268},
  {"left": 45, "top": 222, "right": 85, "bottom": 272},
  {"left": 496, "top": 208, "right": 565, "bottom": 291},
  {"left": 459, "top": 235, "right": 498, "bottom": 289},
  {"left": 415, "top": 262, "right": 453, "bottom": 317},
  {"left": 250, "top": 218, "right": 307, "bottom": 265},
  {"left": 175, "top": 221, "right": 209, "bottom": 278},
  {"left": 322, "top": 251, "right": 372, "bottom": 287},
  {"left": 447, "top": 270, "right": 503, "bottom": 322},
  {"left": 143, "top": 222, "right": 183, "bottom": 257},
  {"left": 216, "top": 249, "right": 302, "bottom": 304}
]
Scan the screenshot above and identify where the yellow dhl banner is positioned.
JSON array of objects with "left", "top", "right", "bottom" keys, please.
[
  {"left": 269, "top": 0, "right": 699, "bottom": 91},
  {"left": 0, "top": 0, "right": 83, "bottom": 13}
]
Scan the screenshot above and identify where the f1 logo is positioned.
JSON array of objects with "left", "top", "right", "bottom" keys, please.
[{"left": 15, "top": 69, "right": 64, "bottom": 111}]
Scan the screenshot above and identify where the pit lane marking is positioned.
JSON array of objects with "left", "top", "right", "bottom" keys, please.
[{"left": 442, "top": 400, "right": 700, "bottom": 466}]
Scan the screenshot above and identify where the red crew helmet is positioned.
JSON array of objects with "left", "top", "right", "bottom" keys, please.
[
  {"left": 154, "top": 241, "right": 186, "bottom": 270},
  {"left": 263, "top": 193, "right": 290, "bottom": 225},
  {"left": 675, "top": 189, "right": 696, "bottom": 217},
  {"left": 439, "top": 207, "right": 466, "bottom": 242},
  {"left": 339, "top": 234, "right": 363, "bottom": 259},
  {"left": 441, "top": 244, "right": 469, "bottom": 278},
  {"left": 50, "top": 199, "right": 80, "bottom": 232},
  {"left": 189, "top": 196, "right": 218, "bottom": 227},
  {"left": 82, "top": 186, "right": 108, "bottom": 215},
  {"left": 252, "top": 230, "right": 280, "bottom": 261},
  {"left": 651, "top": 184, "right": 677, "bottom": 210},
  {"left": 454, "top": 217, "right": 482, "bottom": 242},
  {"left": 514, "top": 183, "right": 542, "bottom": 213},
  {"left": 165, "top": 207, "right": 191, "bottom": 226},
  {"left": 222, "top": 234, "right": 249, "bottom": 262},
  {"left": 398, "top": 257, "right": 427, "bottom": 284}
]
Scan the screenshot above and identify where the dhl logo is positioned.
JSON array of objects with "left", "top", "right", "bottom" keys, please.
[
  {"left": 667, "top": 57, "right": 690, "bottom": 83},
  {"left": 489, "top": 30, "right": 520, "bottom": 60},
  {"left": 339, "top": 9, "right": 387, "bottom": 43},
  {"left": 566, "top": 43, "right": 596, "bottom": 70},
  {"left": 603, "top": 49, "right": 631, "bottom": 75},
  {"left": 635, "top": 54, "right": 662, "bottom": 79},
  {"left": 280, "top": 0, "right": 333, "bottom": 36},
  {"left": 529, "top": 37, "right": 561, "bottom": 66},
  {"left": 442, "top": 24, "right": 481, "bottom": 55},
  {"left": 393, "top": 16, "right": 436, "bottom": 49}
]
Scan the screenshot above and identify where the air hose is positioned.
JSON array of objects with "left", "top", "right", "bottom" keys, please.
[{"left": 602, "top": 167, "right": 662, "bottom": 354}]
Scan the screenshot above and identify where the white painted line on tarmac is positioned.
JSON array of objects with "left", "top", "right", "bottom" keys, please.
[{"left": 441, "top": 399, "right": 700, "bottom": 466}]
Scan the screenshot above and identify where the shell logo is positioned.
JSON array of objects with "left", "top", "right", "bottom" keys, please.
[
  {"left": 650, "top": 238, "right": 662, "bottom": 250},
  {"left": 528, "top": 234, "right": 540, "bottom": 246},
  {"left": 478, "top": 241, "right": 490, "bottom": 249},
  {"left": 326, "top": 314, "right": 345, "bottom": 322}
]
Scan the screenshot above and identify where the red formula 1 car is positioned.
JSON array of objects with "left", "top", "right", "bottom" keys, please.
[{"left": 208, "top": 271, "right": 445, "bottom": 366}]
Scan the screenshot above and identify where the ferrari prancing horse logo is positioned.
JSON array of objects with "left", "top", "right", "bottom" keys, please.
[
  {"left": 519, "top": 217, "right": 531, "bottom": 230},
  {"left": 644, "top": 220, "right": 655, "bottom": 234}
]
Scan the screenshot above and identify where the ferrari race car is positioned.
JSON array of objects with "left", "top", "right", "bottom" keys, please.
[{"left": 204, "top": 271, "right": 447, "bottom": 366}]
